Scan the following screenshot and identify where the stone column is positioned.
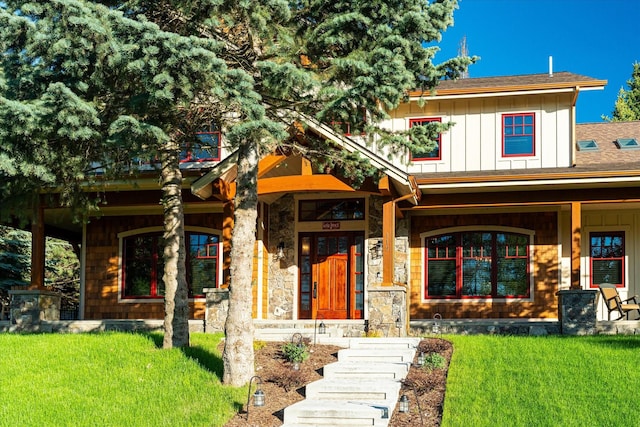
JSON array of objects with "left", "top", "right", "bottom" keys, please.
[
  {"left": 9, "top": 289, "right": 61, "bottom": 326},
  {"left": 557, "top": 289, "right": 597, "bottom": 335},
  {"left": 367, "top": 285, "right": 407, "bottom": 337},
  {"left": 203, "top": 288, "right": 229, "bottom": 332}
]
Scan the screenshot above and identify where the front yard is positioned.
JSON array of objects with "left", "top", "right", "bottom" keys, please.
[{"left": 1, "top": 332, "right": 639, "bottom": 426}]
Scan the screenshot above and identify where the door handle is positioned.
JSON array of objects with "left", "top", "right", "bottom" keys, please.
[{"left": 313, "top": 282, "right": 317, "bottom": 299}]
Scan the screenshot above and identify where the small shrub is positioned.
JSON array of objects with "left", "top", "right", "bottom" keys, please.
[
  {"left": 253, "top": 340, "right": 267, "bottom": 351},
  {"left": 281, "top": 342, "right": 309, "bottom": 364},
  {"left": 366, "top": 329, "right": 384, "bottom": 338},
  {"left": 422, "top": 352, "right": 446, "bottom": 371}
]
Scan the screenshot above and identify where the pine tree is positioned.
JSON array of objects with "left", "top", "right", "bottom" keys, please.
[
  {"left": 1, "top": 0, "right": 474, "bottom": 386},
  {"left": 605, "top": 62, "right": 640, "bottom": 121}
]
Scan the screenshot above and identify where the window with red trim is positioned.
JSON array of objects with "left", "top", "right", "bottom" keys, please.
[
  {"left": 590, "top": 232, "right": 624, "bottom": 288},
  {"left": 409, "top": 118, "right": 441, "bottom": 160},
  {"left": 425, "top": 231, "right": 530, "bottom": 299},
  {"left": 122, "top": 232, "right": 220, "bottom": 298},
  {"left": 502, "top": 113, "right": 535, "bottom": 157},
  {"left": 181, "top": 131, "right": 221, "bottom": 162}
]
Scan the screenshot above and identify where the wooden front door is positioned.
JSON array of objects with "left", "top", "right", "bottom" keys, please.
[{"left": 299, "top": 232, "right": 364, "bottom": 320}]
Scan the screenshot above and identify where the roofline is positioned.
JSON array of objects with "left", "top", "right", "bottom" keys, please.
[
  {"left": 417, "top": 170, "right": 640, "bottom": 192},
  {"left": 408, "top": 79, "right": 607, "bottom": 99}
]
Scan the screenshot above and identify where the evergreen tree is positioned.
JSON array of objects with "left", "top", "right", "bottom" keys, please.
[
  {"left": 604, "top": 62, "right": 640, "bottom": 121},
  {"left": 1, "top": 0, "right": 474, "bottom": 386}
]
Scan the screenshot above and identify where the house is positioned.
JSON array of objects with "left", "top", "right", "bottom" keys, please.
[{"left": 12, "top": 70, "right": 640, "bottom": 335}]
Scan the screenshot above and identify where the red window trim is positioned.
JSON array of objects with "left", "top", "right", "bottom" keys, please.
[
  {"left": 409, "top": 117, "right": 442, "bottom": 161},
  {"left": 502, "top": 113, "right": 535, "bottom": 157},
  {"left": 121, "top": 231, "right": 220, "bottom": 299},
  {"left": 182, "top": 131, "right": 222, "bottom": 163},
  {"left": 589, "top": 231, "right": 625, "bottom": 288},
  {"left": 423, "top": 231, "right": 530, "bottom": 300}
]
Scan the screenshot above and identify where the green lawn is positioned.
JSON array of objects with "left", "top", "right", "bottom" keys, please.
[
  {"left": 1, "top": 332, "right": 639, "bottom": 427},
  {"left": 443, "top": 334, "right": 640, "bottom": 427},
  {"left": 0, "top": 332, "right": 244, "bottom": 427}
]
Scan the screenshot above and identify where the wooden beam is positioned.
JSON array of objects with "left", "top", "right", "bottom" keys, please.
[
  {"left": 301, "top": 157, "right": 313, "bottom": 175},
  {"left": 382, "top": 200, "right": 395, "bottom": 286},
  {"left": 258, "top": 175, "right": 355, "bottom": 195},
  {"left": 571, "top": 201, "right": 581, "bottom": 290},
  {"left": 215, "top": 179, "right": 236, "bottom": 202},
  {"left": 378, "top": 175, "right": 392, "bottom": 197},
  {"left": 258, "top": 154, "right": 287, "bottom": 178}
]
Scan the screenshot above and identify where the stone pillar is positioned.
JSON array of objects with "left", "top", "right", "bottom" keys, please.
[
  {"left": 367, "top": 285, "right": 407, "bottom": 337},
  {"left": 9, "top": 289, "right": 61, "bottom": 325},
  {"left": 203, "top": 288, "right": 229, "bottom": 332},
  {"left": 557, "top": 289, "right": 597, "bottom": 335}
]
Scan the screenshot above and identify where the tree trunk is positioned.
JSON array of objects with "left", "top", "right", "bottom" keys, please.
[
  {"left": 222, "top": 138, "right": 257, "bottom": 386},
  {"left": 161, "top": 140, "right": 190, "bottom": 349}
]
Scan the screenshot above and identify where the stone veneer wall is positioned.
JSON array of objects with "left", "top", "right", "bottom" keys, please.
[
  {"left": 203, "top": 288, "right": 229, "bottom": 331},
  {"left": 267, "top": 194, "right": 296, "bottom": 320},
  {"left": 9, "top": 289, "right": 60, "bottom": 325}
]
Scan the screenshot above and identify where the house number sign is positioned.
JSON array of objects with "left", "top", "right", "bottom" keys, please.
[{"left": 322, "top": 221, "right": 340, "bottom": 230}]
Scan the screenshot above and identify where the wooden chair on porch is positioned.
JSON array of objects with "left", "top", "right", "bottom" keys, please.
[{"left": 598, "top": 284, "right": 640, "bottom": 320}]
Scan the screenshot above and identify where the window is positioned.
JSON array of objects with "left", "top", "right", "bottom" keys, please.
[
  {"left": 502, "top": 113, "right": 535, "bottom": 157},
  {"left": 298, "top": 199, "right": 365, "bottom": 221},
  {"left": 409, "top": 118, "right": 441, "bottom": 160},
  {"left": 425, "top": 231, "right": 530, "bottom": 299},
  {"left": 590, "top": 232, "right": 624, "bottom": 288},
  {"left": 181, "top": 131, "right": 221, "bottom": 162},
  {"left": 122, "top": 231, "right": 220, "bottom": 299}
]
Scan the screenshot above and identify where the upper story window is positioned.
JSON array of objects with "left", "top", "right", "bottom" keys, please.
[
  {"left": 502, "top": 113, "right": 535, "bottom": 157},
  {"left": 409, "top": 117, "right": 442, "bottom": 161},
  {"left": 329, "top": 109, "right": 367, "bottom": 136},
  {"left": 590, "top": 232, "right": 625, "bottom": 288},
  {"left": 121, "top": 231, "right": 220, "bottom": 299},
  {"left": 299, "top": 198, "right": 365, "bottom": 221},
  {"left": 424, "top": 230, "right": 531, "bottom": 299},
  {"left": 182, "top": 129, "right": 221, "bottom": 163}
]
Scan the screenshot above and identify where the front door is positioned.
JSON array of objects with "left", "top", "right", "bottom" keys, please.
[{"left": 299, "top": 232, "right": 364, "bottom": 320}]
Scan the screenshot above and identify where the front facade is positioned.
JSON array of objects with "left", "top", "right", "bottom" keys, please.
[{"left": 19, "top": 71, "right": 640, "bottom": 333}]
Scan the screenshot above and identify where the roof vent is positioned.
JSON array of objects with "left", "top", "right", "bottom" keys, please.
[
  {"left": 615, "top": 138, "right": 640, "bottom": 150},
  {"left": 577, "top": 140, "right": 598, "bottom": 151}
]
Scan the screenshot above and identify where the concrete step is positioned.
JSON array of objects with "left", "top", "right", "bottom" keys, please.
[
  {"left": 337, "top": 347, "right": 416, "bottom": 363},
  {"left": 282, "top": 399, "right": 392, "bottom": 426},
  {"left": 305, "top": 378, "right": 401, "bottom": 401},
  {"left": 348, "top": 337, "right": 421, "bottom": 349},
  {"left": 322, "top": 361, "right": 410, "bottom": 380}
]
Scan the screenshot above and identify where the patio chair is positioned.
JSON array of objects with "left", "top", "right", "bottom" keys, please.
[{"left": 598, "top": 284, "right": 640, "bottom": 320}]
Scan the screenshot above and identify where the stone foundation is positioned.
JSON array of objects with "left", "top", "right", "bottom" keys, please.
[
  {"left": 9, "top": 289, "right": 61, "bottom": 326},
  {"left": 203, "top": 288, "right": 229, "bottom": 332},
  {"left": 367, "top": 285, "right": 407, "bottom": 337},
  {"left": 557, "top": 289, "right": 598, "bottom": 335}
]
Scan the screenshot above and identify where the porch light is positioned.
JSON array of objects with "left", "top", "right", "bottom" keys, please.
[
  {"left": 301, "top": 237, "right": 310, "bottom": 256},
  {"left": 395, "top": 316, "right": 402, "bottom": 329},
  {"left": 398, "top": 394, "right": 409, "bottom": 413},
  {"left": 314, "top": 314, "right": 326, "bottom": 345},
  {"left": 276, "top": 242, "right": 285, "bottom": 260},
  {"left": 245, "top": 376, "right": 265, "bottom": 419},
  {"left": 370, "top": 240, "right": 382, "bottom": 259}
]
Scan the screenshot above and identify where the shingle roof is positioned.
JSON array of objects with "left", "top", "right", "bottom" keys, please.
[
  {"left": 409, "top": 72, "right": 607, "bottom": 97},
  {"left": 576, "top": 121, "right": 640, "bottom": 169}
]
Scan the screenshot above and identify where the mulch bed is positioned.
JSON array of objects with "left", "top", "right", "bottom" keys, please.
[{"left": 223, "top": 338, "right": 452, "bottom": 427}]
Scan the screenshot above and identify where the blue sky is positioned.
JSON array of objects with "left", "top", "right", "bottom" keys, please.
[{"left": 432, "top": 0, "right": 640, "bottom": 123}]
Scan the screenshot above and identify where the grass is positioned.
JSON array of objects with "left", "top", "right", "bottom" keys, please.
[
  {"left": 442, "top": 334, "right": 640, "bottom": 427},
  {"left": 3, "top": 332, "right": 640, "bottom": 427},
  {"left": 0, "top": 332, "right": 245, "bottom": 427}
]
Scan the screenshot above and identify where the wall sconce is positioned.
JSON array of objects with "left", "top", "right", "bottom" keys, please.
[
  {"left": 370, "top": 240, "right": 382, "bottom": 259},
  {"left": 301, "top": 237, "right": 310, "bottom": 256},
  {"left": 245, "top": 376, "right": 265, "bottom": 420},
  {"left": 276, "top": 242, "right": 285, "bottom": 260}
]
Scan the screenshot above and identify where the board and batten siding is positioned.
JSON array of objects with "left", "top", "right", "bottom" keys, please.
[
  {"left": 379, "top": 93, "right": 574, "bottom": 174},
  {"left": 580, "top": 208, "right": 640, "bottom": 320}
]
